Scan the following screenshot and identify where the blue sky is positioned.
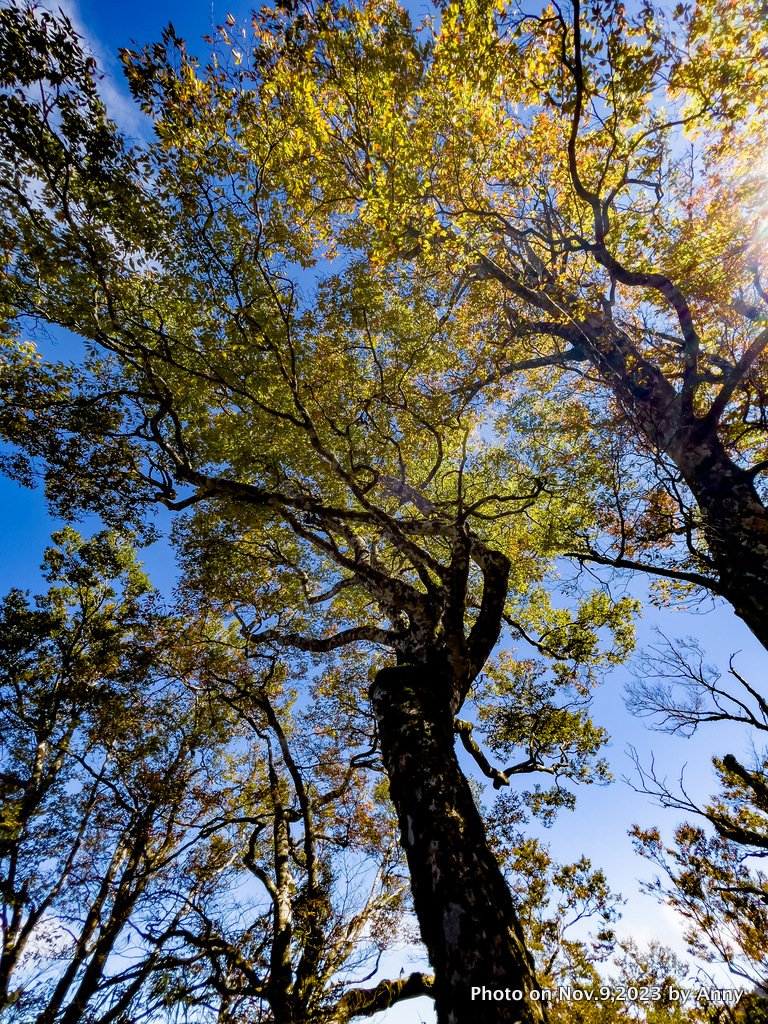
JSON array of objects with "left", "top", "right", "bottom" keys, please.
[{"left": 2, "top": 3, "right": 764, "bottom": 1021}]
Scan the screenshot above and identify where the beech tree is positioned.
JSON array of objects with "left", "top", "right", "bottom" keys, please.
[
  {"left": 141, "top": 8, "right": 768, "bottom": 1009},
  {"left": 189, "top": 0, "right": 768, "bottom": 647},
  {"left": 0, "top": 4, "right": 639, "bottom": 1021}
]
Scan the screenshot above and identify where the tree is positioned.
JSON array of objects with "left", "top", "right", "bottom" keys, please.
[
  {"left": 485, "top": 807, "right": 706, "bottom": 1024},
  {"left": 627, "top": 638, "right": 768, "bottom": 991},
  {"left": 140, "top": 663, "right": 430, "bottom": 1024},
  {"left": 632, "top": 815, "right": 768, "bottom": 992},
  {"left": 0, "top": 529, "right": 434, "bottom": 1024},
  {"left": 548, "top": 939, "right": 702, "bottom": 1024},
  {"left": 133, "top": 5, "right": 768, "bottom": 1004},
  {"left": 153, "top": 654, "right": 427, "bottom": 1024},
  {"left": 0, "top": 3, "right": 639, "bottom": 1020},
  {"left": 176, "top": 0, "right": 768, "bottom": 648},
  {"left": 0, "top": 528, "right": 241, "bottom": 1023}
]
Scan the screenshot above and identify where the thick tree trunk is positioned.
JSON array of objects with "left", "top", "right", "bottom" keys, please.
[
  {"left": 586, "top": 326, "right": 768, "bottom": 652},
  {"left": 370, "top": 664, "right": 545, "bottom": 1024},
  {"left": 673, "top": 431, "right": 768, "bottom": 652}
]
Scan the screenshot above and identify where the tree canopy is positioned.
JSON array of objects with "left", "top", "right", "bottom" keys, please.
[
  {"left": 157, "top": 0, "right": 768, "bottom": 645},
  {"left": 1, "top": 1, "right": 767, "bottom": 1022}
]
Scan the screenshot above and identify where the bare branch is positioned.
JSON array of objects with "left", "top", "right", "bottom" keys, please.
[
  {"left": 337, "top": 971, "right": 434, "bottom": 1020},
  {"left": 248, "top": 625, "right": 402, "bottom": 653}
]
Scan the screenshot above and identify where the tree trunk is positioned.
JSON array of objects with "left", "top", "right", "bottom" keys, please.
[
  {"left": 565, "top": 313, "right": 768, "bottom": 653},
  {"left": 673, "top": 430, "right": 768, "bottom": 652},
  {"left": 370, "top": 664, "right": 545, "bottom": 1024}
]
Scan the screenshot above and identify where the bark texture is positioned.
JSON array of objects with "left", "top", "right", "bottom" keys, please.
[
  {"left": 370, "top": 664, "right": 545, "bottom": 1024},
  {"left": 337, "top": 971, "right": 434, "bottom": 1019},
  {"left": 672, "top": 429, "right": 768, "bottom": 652}
]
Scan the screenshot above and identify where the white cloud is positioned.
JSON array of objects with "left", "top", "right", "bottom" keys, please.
[
  {"left": 618, "top": 898, "right": 689, "bottom": 956},
  {"left": 36, "top": 0, "right": 150, "bottom": 138}
]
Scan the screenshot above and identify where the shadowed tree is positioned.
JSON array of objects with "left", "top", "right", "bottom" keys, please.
[{"left": 133, "top": 9, "right": 768, "bottom": 1001}]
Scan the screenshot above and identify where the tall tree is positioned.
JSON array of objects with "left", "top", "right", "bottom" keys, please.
[
  {"left": 0, "top": 530, "right": 430, "bottom": 1024},
  {"left": 187, "top": 0, "right": 768, "bottom": 647},
  {"left": 0, "top": 4, "right": 638, "bottom": 1020},
  {"left": 176, "top": 10, "right": 768, "bottom": 1000},
  {"left": 0, "top": 528, "right": 239, "bottom": 1023}
]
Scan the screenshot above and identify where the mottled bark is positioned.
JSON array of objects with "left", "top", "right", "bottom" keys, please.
[
  {"left": 337, "top": 971, "right": 434, "bottom": 1020},
  {"left": 567, "top": 316, "right": 768, "bottom": 652},
  {"left": 267, "top": 805, "right": 296, "bottom": 1024},
  {"left": 670, "top": 427, "right": 768, "bottom": 653},
  {"left": 370, "top": 664, "right": 545, "bottom": 1024}
]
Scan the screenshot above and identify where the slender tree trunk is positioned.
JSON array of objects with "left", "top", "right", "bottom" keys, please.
[
  {"left": 268, "top": 810, "right": 297, "bottom": 1024},
  {"left": 370, "top": 664, "right": 545, "bottom": 1024}
]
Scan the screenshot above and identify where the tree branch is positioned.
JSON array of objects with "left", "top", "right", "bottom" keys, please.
[
  {"left": 454, "top": 719, "right": 509, "bottom": 789},
  {"left": 248, "top": 625, "right": 402, "bottom": 653},
  {"left": 337, "top": 972, "right": 434, "bottom": 1020}
]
